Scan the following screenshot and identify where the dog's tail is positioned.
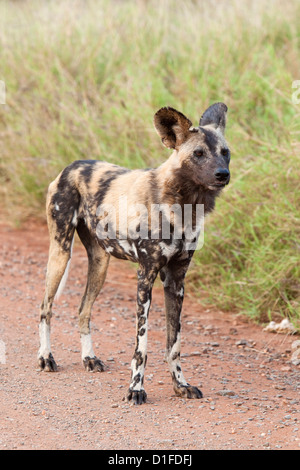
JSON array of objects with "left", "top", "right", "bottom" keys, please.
[{"left": 55, "top": 232, "right": 75, "bottom": 301}]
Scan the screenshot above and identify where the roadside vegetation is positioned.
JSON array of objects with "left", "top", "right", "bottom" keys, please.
[{"left": 0, "top": 0, "right": 299, "bottom": 324}]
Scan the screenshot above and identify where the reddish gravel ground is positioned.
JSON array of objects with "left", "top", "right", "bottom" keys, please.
[{"left": 0, "top": 222, "right": 299, "bottom": 450}]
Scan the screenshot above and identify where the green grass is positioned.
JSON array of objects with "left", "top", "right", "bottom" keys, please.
[{"left": 0, "top": 0, "right": 299, "bottom": 325}]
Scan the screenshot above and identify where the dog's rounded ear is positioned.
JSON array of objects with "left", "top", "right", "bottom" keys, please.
[
  {"left": 199, "top": 102, "right": 228, "bottom": 134},
  {"left": 154, "top": 107, "right": 193, "bottom": 149}
]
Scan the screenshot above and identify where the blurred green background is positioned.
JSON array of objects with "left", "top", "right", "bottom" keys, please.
[{"left": 0, "top": 0, "right": 299, "bottom": 325}]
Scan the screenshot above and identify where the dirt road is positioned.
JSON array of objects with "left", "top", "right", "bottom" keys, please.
[{"left": 0, "top": 222, "right": 299, "bottom": 450}]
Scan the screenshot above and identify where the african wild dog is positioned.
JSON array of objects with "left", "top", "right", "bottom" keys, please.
[{"left": 38, "top": 103, "right": 230, "bottom": 405}]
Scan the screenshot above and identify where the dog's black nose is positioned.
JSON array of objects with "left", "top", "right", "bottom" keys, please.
[{"left": 215, "top": 168, "right": 230, "bottom": 181}]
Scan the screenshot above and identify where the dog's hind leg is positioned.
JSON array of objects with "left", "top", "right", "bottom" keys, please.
[
  {"left": 38, "top": 177, "right": 78, "bottom": 371},
  {"left": 76, "top": 219, "right": 110, "bottom": 372},
  {"left": 38, "top": 224, "right": 75, "bottom": 371}
]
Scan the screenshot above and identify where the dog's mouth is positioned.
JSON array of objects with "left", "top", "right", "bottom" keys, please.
[{"left": 207, "top": 182, "right": 228, "bottom": 190}]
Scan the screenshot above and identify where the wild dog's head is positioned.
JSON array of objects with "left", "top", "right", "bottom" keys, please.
[{"left": 154, "top": 103, "right": 230, "bottom": 191}]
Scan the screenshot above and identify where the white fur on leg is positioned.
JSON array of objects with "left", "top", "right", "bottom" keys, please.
[
  {"left": 81, "top": 333, "right": 95, "bottom": 360},
  {"left": 38, "top": 319, "right": 51, "bottom": 358},
  {"left": 167, "top": 332, "right": 188, "bottom": 386}
]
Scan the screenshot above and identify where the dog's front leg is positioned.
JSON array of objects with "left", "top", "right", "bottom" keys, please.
[
  {"left": 126, "top": 266, "right": 158, "bottom": 405},
  {"left": 161, "top": 258, "right": 203, "bottom": 399}
]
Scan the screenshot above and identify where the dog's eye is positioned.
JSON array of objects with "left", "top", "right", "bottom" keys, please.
[
  {"left": 221, "top": 148, "right": 229, "bottom": 157},
  {"left": 193, "top": 149, "right": 204, "bottom": 158}
]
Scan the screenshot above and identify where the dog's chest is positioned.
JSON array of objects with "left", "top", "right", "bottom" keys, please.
[
  {"left": 97, "top": 237, "right": 178, "bottom": 262},
  {"left": 97, "top": 231, "right": 200, "bottom": 265}
]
